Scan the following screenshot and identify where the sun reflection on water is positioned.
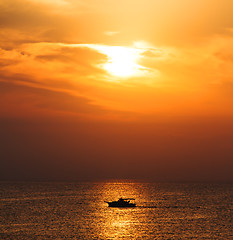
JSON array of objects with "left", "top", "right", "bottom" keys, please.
[
  {"left": 1, "top": 182, "right": 231, "bottom": 239},
  {"left": 92, "top": 181, "right": 145, "bottom": 239}
]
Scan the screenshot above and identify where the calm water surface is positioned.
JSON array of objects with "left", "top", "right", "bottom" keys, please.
[{"left": 0, "top": 181, "right": 232, "bottom": 239}]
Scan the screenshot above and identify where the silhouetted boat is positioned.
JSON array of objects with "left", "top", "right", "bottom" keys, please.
[{"left": 105, "top": 198, "right": 136, "bottom": 207}]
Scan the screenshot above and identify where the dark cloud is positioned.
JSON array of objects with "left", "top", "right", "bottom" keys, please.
[
  {"left": 0, "top": 80, "right": 107, "bottom": 116},
  {"left": 0, "top": 0, "right": 67, "bottom": 30},
  {"left": 0, "top": 71, "right": 41, "bottom": 85},
  {"left": 0, "top": 0, "right": 82, "bottom": 48},
  {"left": 0, "top": 58, "right": 19, "bottom": 67},
  {"left": 35, "top": 46, "right": 107, "bottom": 75},
  {"left": 215, "top": 51, "right": 233, "bottom": 62}
]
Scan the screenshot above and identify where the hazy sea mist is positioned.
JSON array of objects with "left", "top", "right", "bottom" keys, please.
[{"left": 0, "top": 181, "right": 232, "bottom": 239}]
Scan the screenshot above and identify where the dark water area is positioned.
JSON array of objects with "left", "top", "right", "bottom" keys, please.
[{"left": 0, "top": 181, "right": 232, "bottom": 239}]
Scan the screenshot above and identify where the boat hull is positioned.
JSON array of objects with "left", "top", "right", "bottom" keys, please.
[{"left": 107, "top": 202, "right": 136, "bottom": 208}]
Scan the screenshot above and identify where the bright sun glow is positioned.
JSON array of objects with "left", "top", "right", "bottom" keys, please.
[
  {"left": 79, "top": 44, "right": 146, "bottom": 78},
  {"left": 100, "top": 46, "right": 143, "bottom": 77}
]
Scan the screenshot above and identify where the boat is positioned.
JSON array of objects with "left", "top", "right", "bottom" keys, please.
[{"left": 105, "top": 198, "right": 136, "bottom": 208}]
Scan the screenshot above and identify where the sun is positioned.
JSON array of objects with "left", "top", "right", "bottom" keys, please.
[
  {"left": 101, "top": 46, "right": 143, "bottom": 77},
  {"left": 77, "top": 43, "right": 148, "bottom": 78},
  {"left": 82, "top": 44, "right": 146, "bottom": 78}
]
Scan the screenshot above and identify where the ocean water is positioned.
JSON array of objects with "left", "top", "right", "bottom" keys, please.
[{"left": 0, "top": 181, "right": 232, "bottom": 239}]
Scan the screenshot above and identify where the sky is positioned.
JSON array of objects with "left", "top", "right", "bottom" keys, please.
[{"left": 0, "top": 0, "right": 233, "bottom": 181}]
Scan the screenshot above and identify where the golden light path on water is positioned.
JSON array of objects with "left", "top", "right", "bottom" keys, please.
[
  {"left": 93, "top": 182, "right": 149, "bottom": 239},
  {"left": 0, "top": 182, "right": 232, "bottom": 239}
]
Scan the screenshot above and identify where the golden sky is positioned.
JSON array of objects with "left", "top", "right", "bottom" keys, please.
[{"left": 0, "top": 0, "right": 233, "bottom": 181}]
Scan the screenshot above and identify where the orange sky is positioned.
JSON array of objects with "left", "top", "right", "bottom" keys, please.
[{"left": 0, "top": 0, "right": 233, "bottom": 181}]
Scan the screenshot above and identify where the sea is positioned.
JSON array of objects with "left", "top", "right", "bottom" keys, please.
[{"left": 0, "top": 181, "right": 232, "bottom": 239}]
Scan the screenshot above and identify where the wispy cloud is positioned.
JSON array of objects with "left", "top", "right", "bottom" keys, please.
[
  {"left": 104, "top": 31, "right": 120, "bottom": 36},
  {"left": 29, "top": 0, "right": 70, "bottom": 6}
]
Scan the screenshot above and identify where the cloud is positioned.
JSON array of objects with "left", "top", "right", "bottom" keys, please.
[
  {"left": 0, "top": 38, "right": 230, "bottom": 117},
  {"left": 0, "top": 80, "right": 107, "bottom": 118},
  {"left": 29, "top": 0, "right": 70, "bottom": 6},
  {"left": 0, "top": 58, "right": 19, "bottom": 67},
  {"left": 0, "top": 41, "right": 108, "bottom": 82},
  {"left": 104, "top": 31, "right": 120, "bottom": 36},
  {"left": 0, "top": 0, "right": 88, "bottom": 48},
  {"left": 1, "top": 0, "right": 233, "bottom": 117}
]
